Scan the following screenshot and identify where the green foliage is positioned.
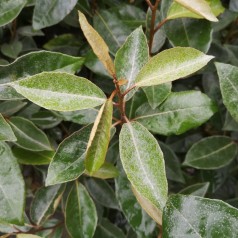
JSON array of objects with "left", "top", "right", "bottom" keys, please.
[{"left": 0, "top": 0, "right": 238, "bottom": 237}]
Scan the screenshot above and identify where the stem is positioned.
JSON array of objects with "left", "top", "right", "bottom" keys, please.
[
  {"left": 122, "top": 84, "right": 136, "bottom": 96},
  {"left": 154, "top": 18, "right": 168, "bottom": 33},
  {"left": 145, "top": 0, "right": 153, "bottom": 10}
]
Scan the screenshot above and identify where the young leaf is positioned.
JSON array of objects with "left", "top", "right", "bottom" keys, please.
[
  {"left": 135, "top": 91, "right": 217, "bottom": 135},
  {"left": 115, "top": 162, "right": 157, "bottom": 238},
  {"left": 119, "top": 121, "right": 168, "bottom": 211},
  {"left": 8, "top": 117, "right": 52, "bottom": 151},
  {"left": 215, "top": 63, "right": 238, "bottom": 123},
  {"left": 13, "top": 147, "right": 53, "bottom": 165},
  {"left": 66, "top": 181, "right": 97, "bottom": 238},
  {"left": 143, "top": 83, "right": 171, "bottom": 109},
  {"left": 85, "top": 100, "right": 113, "bottom": 174},
  {"left": 174, "top": 0, "right": 218, "bottom": 22},
  {"left": 163, "top": 194, "right": 238, "bottom": 237},
  {"left": 30, "top": 184, "right": 65, "bottom": 225},
  {"left": 0, "top": 113, "right": 16, "bottom": 141},
  {"left": 135, "top": 47, "right": 214, "bottom": 87},
  {"left": 0, "top": 51, "right": 84, "bottom": 84},
  {"left": 33, "top": 0, "right": 78, "bottom": 30},
  {"left": 78, "top": 11, "right": 115, "bottom": 76},
  {"left": 0, "top": 0, "right": 27, "bottom": 27},
  {"left": 183, "top": 136, "right": 237, "bottom": 169},
  {"left": 115, "top": 27, "right": 149, "bottom": 100},
  {"left": 0, "top": 142, "right": 25, "bottom": 225},
  {"left": 46, "top": 125, "right": 92, "bottom": 186},
  {"left": 10, "top": 72, "right": 106, "bottom": 111}
]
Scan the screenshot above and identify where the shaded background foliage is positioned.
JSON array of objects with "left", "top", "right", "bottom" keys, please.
[{"left": 0, "top": 0, "right": 238, "bottom": 237}]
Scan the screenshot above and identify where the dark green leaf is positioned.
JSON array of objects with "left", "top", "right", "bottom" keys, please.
[
  {"left": 0, "top": 142, "right": 25, "bottom": 225},
  {"left": 215, "top": 63, "right": 238, "bottom": 123},
  {"left": 13, "top": 147, "right": 53, "bottom": 165},
  {"left": 115, "top": 27, "right": 149, "bottom": 100},
  {"left": 10, "top": 72, "right": 106, "bottom": 111},
  {"left": 1, "top": 41, "right": 22, "bottom": 59},
  {"left": 179, "top": 182, "right": 210, "bottom": 197},
  {"left": 85, "top": 100, "right": 113, "bottom": 173},
  {"left": 9, "top": 117, "right": 51, "bottom": 151},
  {"left": 119, "top": 121, "right": 168, "bottom": 211},
  {"left": 0, "top": 0, "right": 27, "bottom": 27},
  {"left": 135, "top": 91, "right": 217, "bottom": 135},
  {"left": 66, "top": 181, "right": 97, "bottom": 238},
  {"left": 0, "top": 101, "right": 27, "bottom": 116},
  {"left": 30, "top": 184, "right": 65, "bottom": 225},
  {"left": 46, "top": 125, "right": 92, "bottom": 186},
  {"left": 163, "top": 194, "right": 238, "bottom": 237},
  {"left": 33, "top": 0, "right": 78, "bottom": 30},
  {"left": 0, "top": 114, "right": 16, "bottom": 141},
  {"left": 183, "top": 136, "right": 237, "bottom": 169}
]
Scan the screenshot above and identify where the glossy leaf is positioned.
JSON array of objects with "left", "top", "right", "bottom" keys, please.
[
  {"left": 0, "top": 142, "right": 25, "bottom": 225},
  {"left": 167, "top": 0, "right": 225, "bottom": 20},
  {"left": 135, "top": 91, "right": 217, "bottom": 135},
  {"left": 85, "top": 100, "right": 113, "bottom": 174},
  {"left": 46, "top": 125, "right": 92, "bottom": 186},
  {"left": 215, "top": 63, "right": 238, "bottom": 123},
  {"left": 0, "top": 114, "right": 16, "bottom": 141},
  {"left": 13, "top": 147, "right": 54, "bottom": 165},
  {"left": 174, "top": 0, "right": 218, "bottom": 22},
  {"left": 85, "top": 178, "right": 120, "bottom": 210},
  {"left": 33, "top": 0, "right": 78, "bottom": 30},
  {"left": 135, "top": 47, "right": 214, "bottom": 87},
  {"left": 159, "top": 142, "right": 185, "bottom": 183},
  {"left": 143, "top": 83, "right": 171, "bottom": 109},
  {"left": 179, "top": 182, "right": 210, "bottom": 197},
  {"left": 85, "top": 162, "right": 119, "bottom": 179},
  {"left": 10, "top": 72, "right": 106, "bottom": 111},
  {"left": 78, "top": 11, "right": 115, "bottom": 76},
  {"left": 0, "top": 51, "right": 84, "bottom": 84},
  {"left": 183, "top": 136, "right": 237, "bottom": 169},
  {"left": 9, "top": 117, "right": 52, "bottom": 151},
  {"left": 93, "top": 10, "right": 131, "bottom": 55},
  {"left": 163, "top": 194, "right": 238, "bottom": 237},
  {"left": 66, "top": 181, "right": 97, "bottom": 238},
  {"left": 0, "top": 0, "right": 27, "bottom": 27},
  {"left": 115, "top": 162, "right": 157, "bottom": 238},
  {"left": 164, "top": 18, "right": 212, "bottom": 53},
  {"left": 119, "top": 121, "right": 168, "bottom": 211},
  {"left": 30, "top": 184, "right": 65, "bottom": 225},
  {"left": 115, "top": 27, "right": 149, "bottom": 100}
]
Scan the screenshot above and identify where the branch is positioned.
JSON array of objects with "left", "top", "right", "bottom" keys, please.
[
  {"left": 154, "top": 18, "right": 168, "bottom": 33},
  {"left": 145, "top": 0, "right": 153, "bottom": 10}
]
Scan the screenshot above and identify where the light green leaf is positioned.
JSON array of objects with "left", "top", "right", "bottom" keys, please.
[
  {"left": 78, "top": 11, "right": 115, "bottom": 76},
  {"left": 0, "top": 114, "right": 16, "bottom": 141},
  {"left": 174, "top": 0, "right": 218, "bottom": 22},
  {"left": 0, "top": 0, "right": 27, "bottom": 27},
  {"left": 135, "top": 47, "right": 214, "bottom": 87},
  {"left": 33, "top": 0, "right": 77, "bottom": 30},
  {"left": 119, "top": 121, "right": 168, "bottom": 211},
  {"left": 85, "top": 178, "right": 120, "bottom": 210},
  {"left": 17, "top": 235, "right": 43, "bottom": 238},
  {"left": 85, "top": 100, "right": 113, "bottom": 174},
  {"left": 143, "top": 83, "right": 171, "bottom": 109},
  {"left": 30, "top": 184, "right": 65, "bottom": 225},
  {"left": 115, "top": 162, "right": 157, "bottom": 238},
  {"left": 164, "top": 18, "right": 212, "bottom": 53},
  {"left": 163, "top": 194, "right": 238, "bottom": 237},
  {"left": 66, "top": 181, "right": 97, "bottom": 238},
  {"left": 115, "top": 27, "right": 149, "bottom": 100},
  {"left": 10, "top": 72, "right": 106, "bottom": 111},
  {"left": 167, "top": 0, "right": 224, "bottom": 20},
  {"left": 13, "top": 147, "right": 53, "bottom": 165},
  {"left": 135, "top": 91, "right": 217, "bottom": 135},
  {"left": 0, "top": 142, "right": 25, "bottom": 225},
  {"left": 215, "top": 63, "right": 238, "bottom": 123},
  {"left": 179, "top": 182, "right": 210, "bottom": 197},
  {"left": 46, "top": 125, "right": 92, "bottom": 186},
  {"left": 0, "top": 51, "right": 84, "bottom": 84},
  {"left": 183, "top": 136, "right": 237, "bottom": 169},
  {"left": 9, "top": 117, "right": 52, "bottom": 151},
  {"left": 93, "top": 10, "right": 131, "bottom": 55}
]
